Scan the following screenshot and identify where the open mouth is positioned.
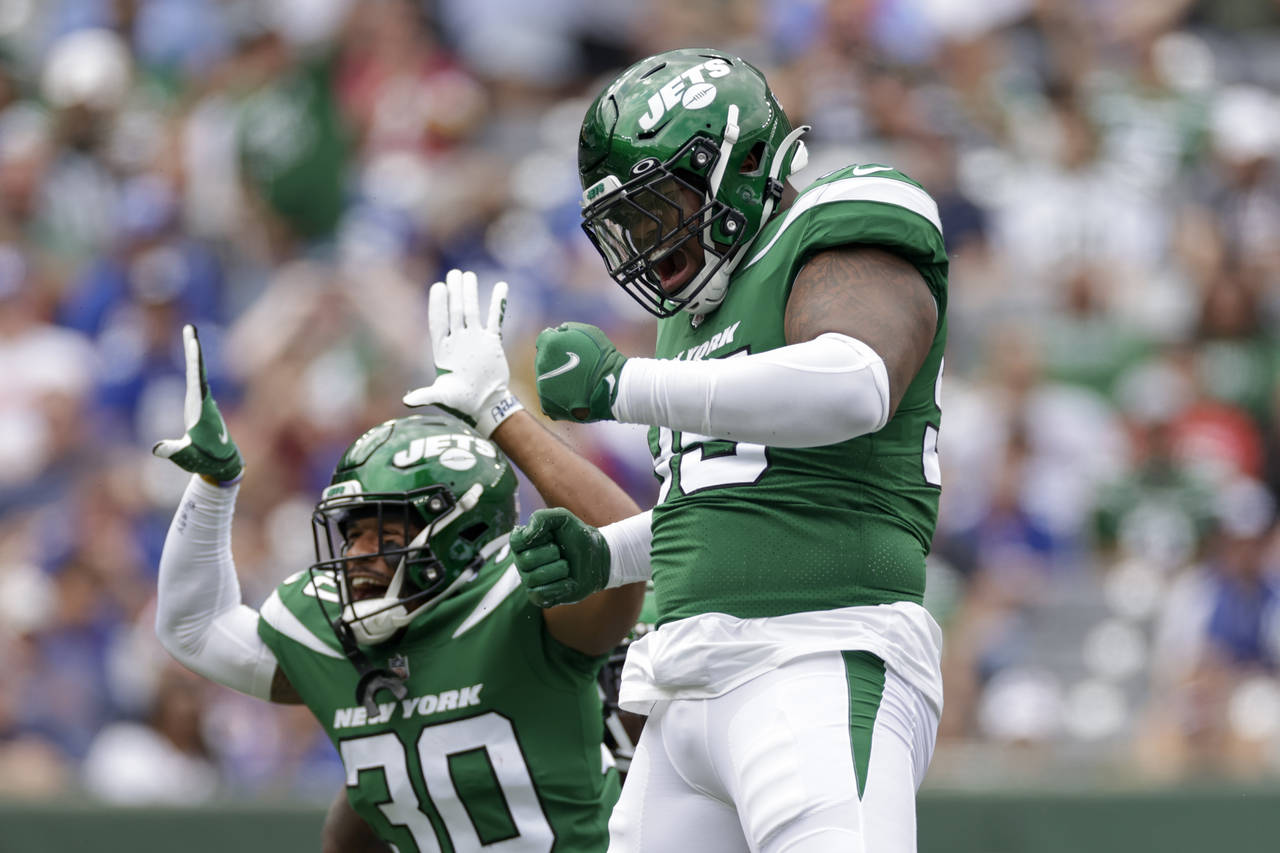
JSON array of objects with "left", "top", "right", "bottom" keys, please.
[
  {"left": 656, "top": 243, "right": 699, "bottom": 294},
  {"left": 348, "top": 573, "right": 390, "bottom": 602}
]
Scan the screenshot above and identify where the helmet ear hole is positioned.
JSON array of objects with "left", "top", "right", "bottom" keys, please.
[
  {"left": 458, "top": 521, "right": 489, "bottom": 543},
  {"left": 739, "top": 141, "right": 766, "bottom": 176}
]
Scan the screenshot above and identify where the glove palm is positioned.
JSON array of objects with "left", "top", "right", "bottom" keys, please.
[{"left": 403, "top": 269, "right": 522, "bottom": 437}]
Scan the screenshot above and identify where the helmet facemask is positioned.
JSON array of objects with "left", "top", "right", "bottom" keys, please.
[
  {"left": 582, "top": 132, "right": 753, "bottom": 318},
  {"left": 309, "top": 482, "right": 485, "bottom": 647}
]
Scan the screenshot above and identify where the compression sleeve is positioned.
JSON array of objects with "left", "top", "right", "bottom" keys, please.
[
  {"left": 599, "top": 510, "right": 653, "bottom": 589},
  {"left": 612, "top": 332, "right": 890, "bottom": 447},
  {"left": 155, "top": 475, "right": 279, "bottom": 700}
]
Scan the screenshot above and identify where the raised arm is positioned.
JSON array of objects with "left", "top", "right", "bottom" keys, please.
[
  {"left": 153, "top": 325, "right": 300, "bottom": 704},
  {"left": 491, "top": 411, "right": 645, "bottom": 655},
  {"left": 156, "top": 475, "right": 290, "bottom": 701},
  {"left": 402, "top": 271, "right": 645, "bottom": 655},
  {"left": 491, "top": 411, "right": 638, "bottom": 528}
]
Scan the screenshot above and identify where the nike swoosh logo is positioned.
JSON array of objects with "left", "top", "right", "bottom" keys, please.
[
  {"left": 851, "top": 164, "right": 893, "bottom": 176},
  {"left": 218, "top": 425, "right": 229, "bottom": 444},
  {"left": 604, "top": 374, "right": 616, "bottom": 397},
  {"left": 537, "top": 352, "right": 580, "bottom": 381}
]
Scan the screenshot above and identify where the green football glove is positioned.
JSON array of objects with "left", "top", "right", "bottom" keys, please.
[
  {"left": 534, "top": 322, "right": 627, "bottom": 422},
  {"left": 152, "top": 324, "right": 244, "bottom": 486},
  {"left": 511, "top": 508, "right": 611, "bottom": 608}
]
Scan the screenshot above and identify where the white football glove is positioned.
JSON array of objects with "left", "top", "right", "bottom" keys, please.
[{"left": 403, "top": 269, "right": 523, "bottom": 437}]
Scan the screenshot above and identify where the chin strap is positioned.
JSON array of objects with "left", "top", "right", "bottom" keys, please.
[
  {"left": 699, "top": 105, "right": 741, "bottom": 292},
  {"left": 680, "top": 106, "right": 741, "bottom": 321},
  {"left": 706, "top": 104, "right": 740, "bottom": 201}
]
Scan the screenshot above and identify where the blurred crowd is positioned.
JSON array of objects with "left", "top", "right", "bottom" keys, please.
[{"left": 3, "top": 0, "right": 1280, "bottom": 804}]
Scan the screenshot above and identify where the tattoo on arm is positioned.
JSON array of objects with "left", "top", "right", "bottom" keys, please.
[{"left": 785, "top": 247, "right": 937, "bottom": 413}]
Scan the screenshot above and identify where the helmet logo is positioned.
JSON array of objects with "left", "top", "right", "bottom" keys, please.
[
  {"left": 323, "top": 480, "right": 364, "bottom": 499},
  {"left": 682, "top": 83, "right": 716, "bottom": 111},
  {"left": 630, "top": 158, "right": 659, "bottom": 176},
  {"left": 392, "top": 434, "right": 497, "bottom": 468},
  {"left": 637, "top": 58, "right": 732, "bottom": 132}
]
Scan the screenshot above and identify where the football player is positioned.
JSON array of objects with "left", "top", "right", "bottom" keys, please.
[
  {"left": 320, "top": 585, "right": 658, "bottom": 853},
  {"left": 153, "top": 271, "right": 645, "bottom": 852},
  {"left": 511, "top": 48, "right": 947, "bottom": 852}
]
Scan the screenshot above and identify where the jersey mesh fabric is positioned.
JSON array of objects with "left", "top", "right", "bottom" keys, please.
[
  {"left": 257, "top": 549, "right": 618, "bottom": 852},
  {"left": 648, "top": 165, "right": 948, "bottom": 625}
]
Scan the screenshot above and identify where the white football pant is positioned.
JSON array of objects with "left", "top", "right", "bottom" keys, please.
[{"left": 608, "top": 650, "right": 938, "bottom": 853}]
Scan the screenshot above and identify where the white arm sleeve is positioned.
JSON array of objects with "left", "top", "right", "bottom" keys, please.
[
  {"left": 613, "top": 332, "right": 890, "bottom": 448},
  {"left": 155, "top": 475, "right": 280, "bottom": 700},
  {"left": 599, "top": 510, "right": 653, "bottom": 589}
]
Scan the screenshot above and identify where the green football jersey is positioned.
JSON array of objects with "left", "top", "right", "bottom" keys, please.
[
  {"left": 649, "top": 165, "right": 948, "bottom": 624},
  {"left": 258, "top": 546, "right": 618, "bottom": 852}
]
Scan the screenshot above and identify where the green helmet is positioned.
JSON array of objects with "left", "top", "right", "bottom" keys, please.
[
  {"left": 309, "top": 413, "right": 518, "bottom": 646},
  {"left": 578, "top": 48, "right": 809, "bottom": 318}
]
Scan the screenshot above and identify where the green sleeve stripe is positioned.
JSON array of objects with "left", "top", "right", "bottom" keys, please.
[
  {"left": 259, "top": 589, "right": 344, "bottom": 659},
  {"left": 452, "top": 564, "right": 523, "bottom": 639},
  {"left": 744, "top": 175, "right": 943, "bottom": 269},
  {"left": 843, "top": 650, "right": 887, "bottom": 800}
]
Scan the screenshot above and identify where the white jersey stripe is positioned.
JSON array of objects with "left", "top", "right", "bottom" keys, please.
[
  {"left": 479, "top": 532, "right": 511, "bottom": 562},
  {"left": 260, "top": 589, "right": 345, "bottom": 659},
  {"left": 744, "top": 175, "right": 943, "bottom": 270},
  {"left": 453, "top": 564, "right": 522, "bottom": 638}
]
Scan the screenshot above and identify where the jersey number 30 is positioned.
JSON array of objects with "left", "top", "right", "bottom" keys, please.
[{"left": 340, "top": 713, "right": 553, "bottom": 852}]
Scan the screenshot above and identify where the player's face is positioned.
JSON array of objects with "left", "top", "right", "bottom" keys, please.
[
  {"left": 614, "top": 176, "right": 707, "bottom": 295},
  {"left": 645, "top": 178, "right": 705, "bottom": 294},
  {"left": 341, "top": 516, "right": 408, "bottom": 601}
]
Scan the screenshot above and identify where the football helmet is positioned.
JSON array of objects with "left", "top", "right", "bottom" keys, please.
[
  {"left": 310, "top": 413, "right": 518, "bottom": 647},
  {"left": 578, "top": 48, "right": 809, "bottom": 318}
]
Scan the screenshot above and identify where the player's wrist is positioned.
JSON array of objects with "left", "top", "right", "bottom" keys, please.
[
  {"left": 598, "top": 510, "right": 653, "bottom": 588},
  {"left": 474, "top": 388, "right": 523, "bottom": 437},
  {"left": 190, "top": 471, "right": 243, "bottom": 500},
  {"left": 200, "top": 470, "right": 244, "bottom": 488}
]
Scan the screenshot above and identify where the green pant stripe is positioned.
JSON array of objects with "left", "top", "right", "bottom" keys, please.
[{"left": 843, "top": 650, "right": 887, "bottom": 800}]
